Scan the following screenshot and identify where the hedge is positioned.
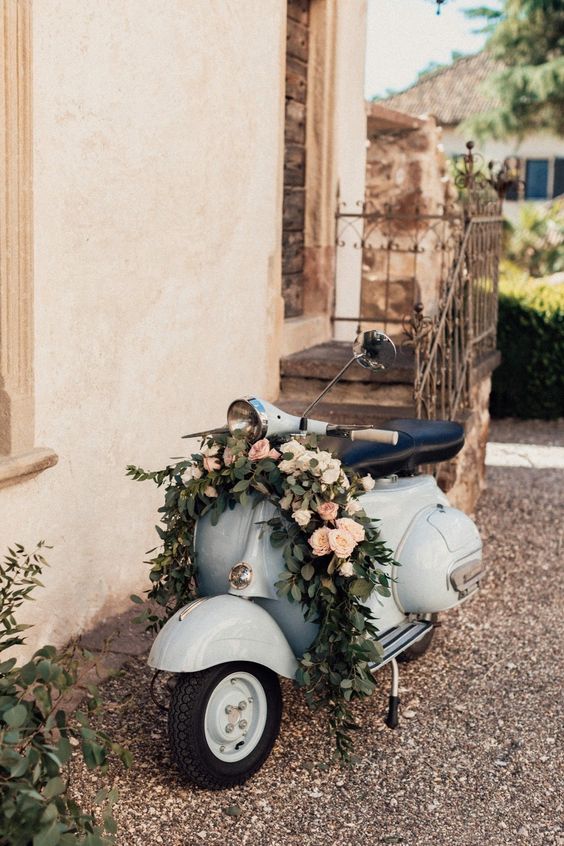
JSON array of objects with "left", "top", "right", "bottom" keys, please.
[{"left": 490, "top": 278, "right": 564, "bottom": 419}]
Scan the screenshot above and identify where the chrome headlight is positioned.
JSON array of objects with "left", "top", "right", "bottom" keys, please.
[
  {"left": 227, "top": 397, "right": 267, "bottom": 442},
  {"left": 228, "top": 562, "right": 253, "bottom": 590}
]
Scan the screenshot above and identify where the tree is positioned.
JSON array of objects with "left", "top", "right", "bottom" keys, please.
[{"left": 462, "top": 0, "right": 564, "bottom": 139}]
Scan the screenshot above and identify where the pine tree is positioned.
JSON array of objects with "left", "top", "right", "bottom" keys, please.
[{"left": 463, "top": 0, "right": 564, "bottom": 139}]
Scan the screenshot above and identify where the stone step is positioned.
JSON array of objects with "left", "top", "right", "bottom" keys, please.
[
  {"left": 275, "top": 398, "right": 416, "bottom": 427},
  {"left": 279, "top": 377, "right": 413, "bottom": 407},
  {"left": 280, "top": 340, "right": 415, "bottom": 385}
]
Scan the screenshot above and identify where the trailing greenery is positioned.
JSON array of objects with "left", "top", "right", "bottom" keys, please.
[
  {"left": 128, "top": 432, "right": 396, "bottom": 761},
  {"left": 0, "top": 544, "right": 131, "bottom": 846},
  {"left": 504, "top": 201, "right": 564, "bottom": 279},
  {"left": 463, "top": 0, "right": 564, "bottom": 140},
  {"left": 491, "top": 275, "right": 564, "bottom": 418}
]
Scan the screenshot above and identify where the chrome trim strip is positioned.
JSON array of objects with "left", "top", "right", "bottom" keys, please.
[
  {"left": 370, "top": 620, "right": 433, "bottom": 671},
  {"left": 178, "top": 597, "right": 208, "bottom": 621}
]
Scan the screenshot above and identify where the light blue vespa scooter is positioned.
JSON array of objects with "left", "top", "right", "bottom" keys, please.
[{"left": 149, "top": 332, "right": 483, "bottom": 789}]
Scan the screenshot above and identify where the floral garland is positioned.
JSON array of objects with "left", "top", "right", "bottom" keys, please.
[{"left": 127, "top": 432, "right": 396, "bottom": 760}]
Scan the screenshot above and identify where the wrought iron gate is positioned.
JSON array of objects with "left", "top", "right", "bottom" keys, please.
[{"left": 335, "top": 142, "right": 511, "bottom": 421}]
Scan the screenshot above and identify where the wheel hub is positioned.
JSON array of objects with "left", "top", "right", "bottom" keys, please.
[{"left": 204, "top": 672, "right": 267, "bottom": 762}]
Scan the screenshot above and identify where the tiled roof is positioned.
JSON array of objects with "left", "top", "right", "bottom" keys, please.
[{"left": 381, "top": 52, "right": 503, "bottom": 126}]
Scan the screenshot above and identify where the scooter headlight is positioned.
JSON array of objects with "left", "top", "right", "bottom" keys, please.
[
  {"left": 227, "top": 398, "right": 267, "bottom": 442},
  {"left": 229, "top": 562, "right": 253, "bottom": 590}
]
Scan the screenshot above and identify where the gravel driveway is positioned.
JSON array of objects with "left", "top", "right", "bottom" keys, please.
[{"left": 75, "top": 419, "right": 564, "bottom": 846}]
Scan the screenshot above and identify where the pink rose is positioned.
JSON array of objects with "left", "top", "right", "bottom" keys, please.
[
  {"left": 204, "top": 485, "right": 218, "bottom": 498},
  {"left": 336, "top": 517, "right": 365, "bottom": 543},
  {"left": 223, "top": 446, "right": 235, "bottom": 467},
  {"left": 309, "top": 527, "right": 331, "bottom": 557},
  {"left": 248, "top": 438, "right": 271, "bottom": 461},
  {"left": 268, "top": 448, "right": 281, "bottom": 460},
  {"left": 316, "top": 501, "right": 339, "bottom": 523},
  {"left": 203, "top": 454, "right": 221, "bottom": 473},
  {"left": 328, "top": 527, "right": 356, "bottom": 559}
]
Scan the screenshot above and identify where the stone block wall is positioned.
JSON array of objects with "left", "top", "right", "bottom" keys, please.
[{"left": 362, "top": 111, "right": 460, "bottom": 334}]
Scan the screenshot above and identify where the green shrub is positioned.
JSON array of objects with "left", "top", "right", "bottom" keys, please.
[
  {"left": 491, "top": 277, "right": 564, "bottom": 419},
  {"left": 0, "top": 544, "right": 131, "bottom": 846},
  {"left": 505, "top": 200, "right": 564, "bottom": 278}
]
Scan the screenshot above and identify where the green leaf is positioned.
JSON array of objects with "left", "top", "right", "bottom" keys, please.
[
  {"left": 349, "top": 579, "right": 373, "bottom": 600},
  {"left": 33, "top": 820, "right": 60, "bottom": 846},
  {"left": 232, "top": 479, "right": 250, "bottom": 492},
  {"left": 290, "top": 583, "right": 302, "bottom": 602},
  {"left": 3, "top": 702, "right": 27, "bottom": 728},
  {"left": 130, "top": 594, "right": 144, "bottom": 604},
  {"left": 43, "top": 776, "right": 66, "bottom": 799},
  {"left": 301, "top": 563, "right": 314, "bottom": 581}
]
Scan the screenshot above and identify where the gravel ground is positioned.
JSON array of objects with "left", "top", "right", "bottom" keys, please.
[{"left": 74, "top": 419, "right": 564, "bottom": 846}]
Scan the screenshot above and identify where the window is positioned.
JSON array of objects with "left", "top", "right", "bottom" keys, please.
[
  {"left": 554, "top": 158, "right": 564, "bottom": 199},
  {"left": 525, "top": 159, "right": 549, "bottom": 200}
]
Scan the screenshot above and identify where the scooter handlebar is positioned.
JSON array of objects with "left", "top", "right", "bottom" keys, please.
[{"left": 349, "top": 428, "right": 399, "bottom": 446}]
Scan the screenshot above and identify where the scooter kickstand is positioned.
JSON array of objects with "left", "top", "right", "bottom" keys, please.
[{"left": 385, "top": 657, "right": 400, "bottom": 729}]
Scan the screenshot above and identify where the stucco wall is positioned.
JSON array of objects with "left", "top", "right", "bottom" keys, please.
[
  {"left": 441, "top": 127, "right": 564, "bottom": 161},
  {"left": 0, "top": 0, "right": 286, "bottom": 649}
]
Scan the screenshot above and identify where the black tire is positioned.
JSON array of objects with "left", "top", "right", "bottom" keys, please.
[
  {"left": 397, "top": 625, "right": 435, "bottom": 663},
  {"left": 168, "top": 662, "right": 282, "bottom": 790}
]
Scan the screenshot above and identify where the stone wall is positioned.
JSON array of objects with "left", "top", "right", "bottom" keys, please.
[
  {"left": 362, "top": 110, "right": 459, "bottom": 335},
  {"left": 439, "top": 376, "right": 492, "bottom": 514}
]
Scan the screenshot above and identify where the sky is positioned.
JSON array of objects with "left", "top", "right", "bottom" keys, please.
[{"left": 365, "top": 0, "right": 491, "bottom": 100}]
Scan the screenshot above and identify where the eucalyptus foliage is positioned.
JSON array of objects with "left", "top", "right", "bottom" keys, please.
[
  {"left": 128, "top": 432, "right": 396, "bottom": 760},
  {"left": 0, "top": 544, "right": 131, "bottom": 846}
]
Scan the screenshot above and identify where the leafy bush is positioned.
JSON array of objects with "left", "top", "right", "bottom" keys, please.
[
  {"left": 0, "top": 544, "right": 131, "bottom": 846},
  {"left": 491, "top": 276, "right": 564, "bottom": 419},
  {"left": 505, "top": 200, "right": 564, "bottom": 278}
]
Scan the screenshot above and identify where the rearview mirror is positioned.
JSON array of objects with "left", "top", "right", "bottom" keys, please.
[{"left": 353, "top": 330, "right": 396, "bottom": 371}]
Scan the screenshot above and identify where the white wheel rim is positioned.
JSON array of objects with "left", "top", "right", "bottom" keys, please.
[{"left": 204, "top": 671, "right": 268, "bottom": 763}]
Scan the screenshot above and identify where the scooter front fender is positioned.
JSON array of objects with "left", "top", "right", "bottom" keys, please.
[{"left": 148, "top": 595, "right": 298, "bottom": 679}]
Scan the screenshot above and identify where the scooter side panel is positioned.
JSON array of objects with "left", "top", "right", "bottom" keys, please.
[
  {"left": 360, "top": 475, "right": 448, "bottom": 629},
  {"left": 148, "top": 594, "right": 298, "bottom": 679}
]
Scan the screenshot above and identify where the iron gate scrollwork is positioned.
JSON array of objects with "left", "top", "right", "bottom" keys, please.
[{"left": 335, "top": 141, "right": 510, "bottom": 421}]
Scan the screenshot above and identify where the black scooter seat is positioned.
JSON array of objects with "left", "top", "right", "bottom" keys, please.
[{"left": 341, "top": 418, "right": 465, "bottom": 478}]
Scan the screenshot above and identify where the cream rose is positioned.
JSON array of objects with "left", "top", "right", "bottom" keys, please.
[
  {"left": 223, "top": 446, "right": 235, "bottom": 467},
  {"left": 320, "top": 459, "right": 341, "bottom": 485},
  {"left": 339, "top": 471, "right": 351, "bottom": 489},
  {"left": 293, "top": 508, "right": 313, "bottom": 528},
  {"left": 361, "top": 474, "right": 375, "bottom": 491},
  {"left": 338, "top": 560, "right": 355, "bottom": 578},
  {"left": 183, "top": 463, "right": 202, "bottom": 481},
  {"left": 248, "top": 438, "right": 271, "bottom": 461},
  {"left": 279, "top": 492, "right": 293, "bottom": 511},
  {"left": 327, "top": 527, "right": 356, "bottom": 558},
  {"left": 345, "top": 498, "right": 363, "bottom": 516},
  {"left": 336, "top": 517, "right": 365, "bottom": 543},
  {"left": 309, "top": 526, "right": 331, "bottom": 557},
  {"left": 316, "top": 501, "right": 339, "bottom": 522},
  {"left": 278, "top": 439, "right": 306, "bottom": 474}
]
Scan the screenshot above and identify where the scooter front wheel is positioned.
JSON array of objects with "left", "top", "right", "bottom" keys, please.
[{"left": 168, "top": 662, "right": 282, "bottom": 790}]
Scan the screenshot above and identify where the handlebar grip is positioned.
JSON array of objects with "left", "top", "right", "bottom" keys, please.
[{"left": 350, "top": 428, "right": 399, "bottom": 446}]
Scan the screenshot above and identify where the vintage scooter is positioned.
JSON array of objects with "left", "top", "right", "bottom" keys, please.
[{"left": 149, "top": 332, "right": 484, "bottom": 789}]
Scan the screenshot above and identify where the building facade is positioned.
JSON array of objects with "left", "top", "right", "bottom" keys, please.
[{"left": 0, "top": 0, "right": 368, "bottom": 648}]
